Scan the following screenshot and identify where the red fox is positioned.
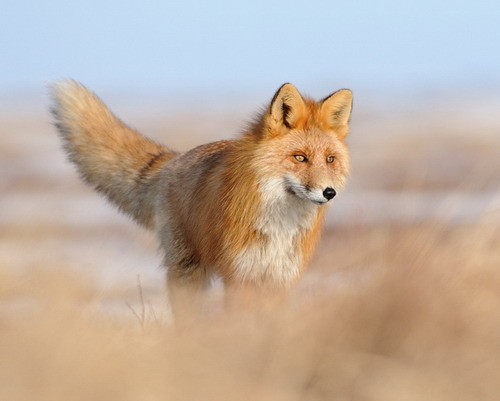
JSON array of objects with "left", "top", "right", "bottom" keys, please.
[{"left": 50, "top": 81, "right": 352, "bottom": 316}]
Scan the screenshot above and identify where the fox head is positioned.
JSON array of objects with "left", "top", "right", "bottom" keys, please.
[{"left": 249, "top": 83, "right": 352, "bottom": 205}]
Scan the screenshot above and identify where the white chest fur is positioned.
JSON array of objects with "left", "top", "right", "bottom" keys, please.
[{"left": 233, "top": 178, "right": 319, "bottom": 287}]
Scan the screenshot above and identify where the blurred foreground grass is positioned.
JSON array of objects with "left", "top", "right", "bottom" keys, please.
[{"left": 1, "top": 219, "right": 499, "bottom": 400}]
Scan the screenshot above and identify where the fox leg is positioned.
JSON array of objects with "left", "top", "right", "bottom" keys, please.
[
  {"left": 223, "top": 279, "right": 290, "bottom": 315},
  {"left": 166, "top": 264, "right": 210, "bottom": 324}
]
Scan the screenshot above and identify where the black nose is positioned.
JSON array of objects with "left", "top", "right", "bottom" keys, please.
[{"left": 323, "top": 187, "right": 336, "bottom": 200}]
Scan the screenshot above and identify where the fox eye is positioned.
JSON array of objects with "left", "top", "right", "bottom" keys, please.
[
  {"left": 326, "top": 155, "right": 335, "bottom": 163},
  {"left": 294, "top": 155, "right": 307, "bottom": 162}
]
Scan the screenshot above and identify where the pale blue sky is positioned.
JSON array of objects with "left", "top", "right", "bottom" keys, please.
[{"left": 2, "top": 0, "right": 500, "bottom": 95}]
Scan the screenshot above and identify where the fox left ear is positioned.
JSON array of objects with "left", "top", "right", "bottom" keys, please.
[
  {"left": 268, "top": 83, "right": 307, "bottom": 130},
  {"left": 320, "top": 89, "right": 353, "bottom": 139}
]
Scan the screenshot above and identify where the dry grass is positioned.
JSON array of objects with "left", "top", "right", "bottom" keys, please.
[
  {"left": 1, "top": 219, "right": 499, "bottom": 400},
  {"left": 1, "top": 92, "right": 500, "bottom": 400}
]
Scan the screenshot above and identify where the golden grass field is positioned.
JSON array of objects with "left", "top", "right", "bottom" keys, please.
[{"left": 1, "top": 90, "right": 499, "bottom": 400}]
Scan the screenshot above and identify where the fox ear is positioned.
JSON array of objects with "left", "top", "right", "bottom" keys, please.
[
  {"left": 268, "top": 83, "right": 306, "bottom": 130},
  {"left": 320, "top": 89, "right": 353, "bottom": 138}
]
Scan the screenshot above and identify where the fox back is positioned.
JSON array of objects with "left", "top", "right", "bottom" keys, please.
[{"left": 51, "top": 82, "right": 352, "bottom": 314}]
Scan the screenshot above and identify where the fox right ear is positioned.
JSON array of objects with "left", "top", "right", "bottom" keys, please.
[
  {"left": 320, "top": 89, "right": 353, "bottom": 139},
  {"left": 268, "top": 83, "right": 306, "bottom": 130}
]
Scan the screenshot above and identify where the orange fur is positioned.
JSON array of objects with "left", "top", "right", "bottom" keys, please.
[{"left": 50, "top": 81, "right": 353, "bottom": 318}]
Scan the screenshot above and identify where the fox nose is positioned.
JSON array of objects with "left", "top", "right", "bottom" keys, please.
[{"left": 323, "top": 187, "right": 336, "bottom": 201}]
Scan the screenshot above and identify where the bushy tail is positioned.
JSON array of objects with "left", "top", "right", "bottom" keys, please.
[{"left": 50, "top": 80, "right": 177, "bottom": 230}]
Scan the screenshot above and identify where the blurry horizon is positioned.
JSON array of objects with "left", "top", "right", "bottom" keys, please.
[{"left": 3, "top": 0, "right": 500, "bottom": 97}]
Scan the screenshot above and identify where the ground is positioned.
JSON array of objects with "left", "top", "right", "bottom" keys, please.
[{"left": 1, "top": 90, "right": 499, "bottom": 400}]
